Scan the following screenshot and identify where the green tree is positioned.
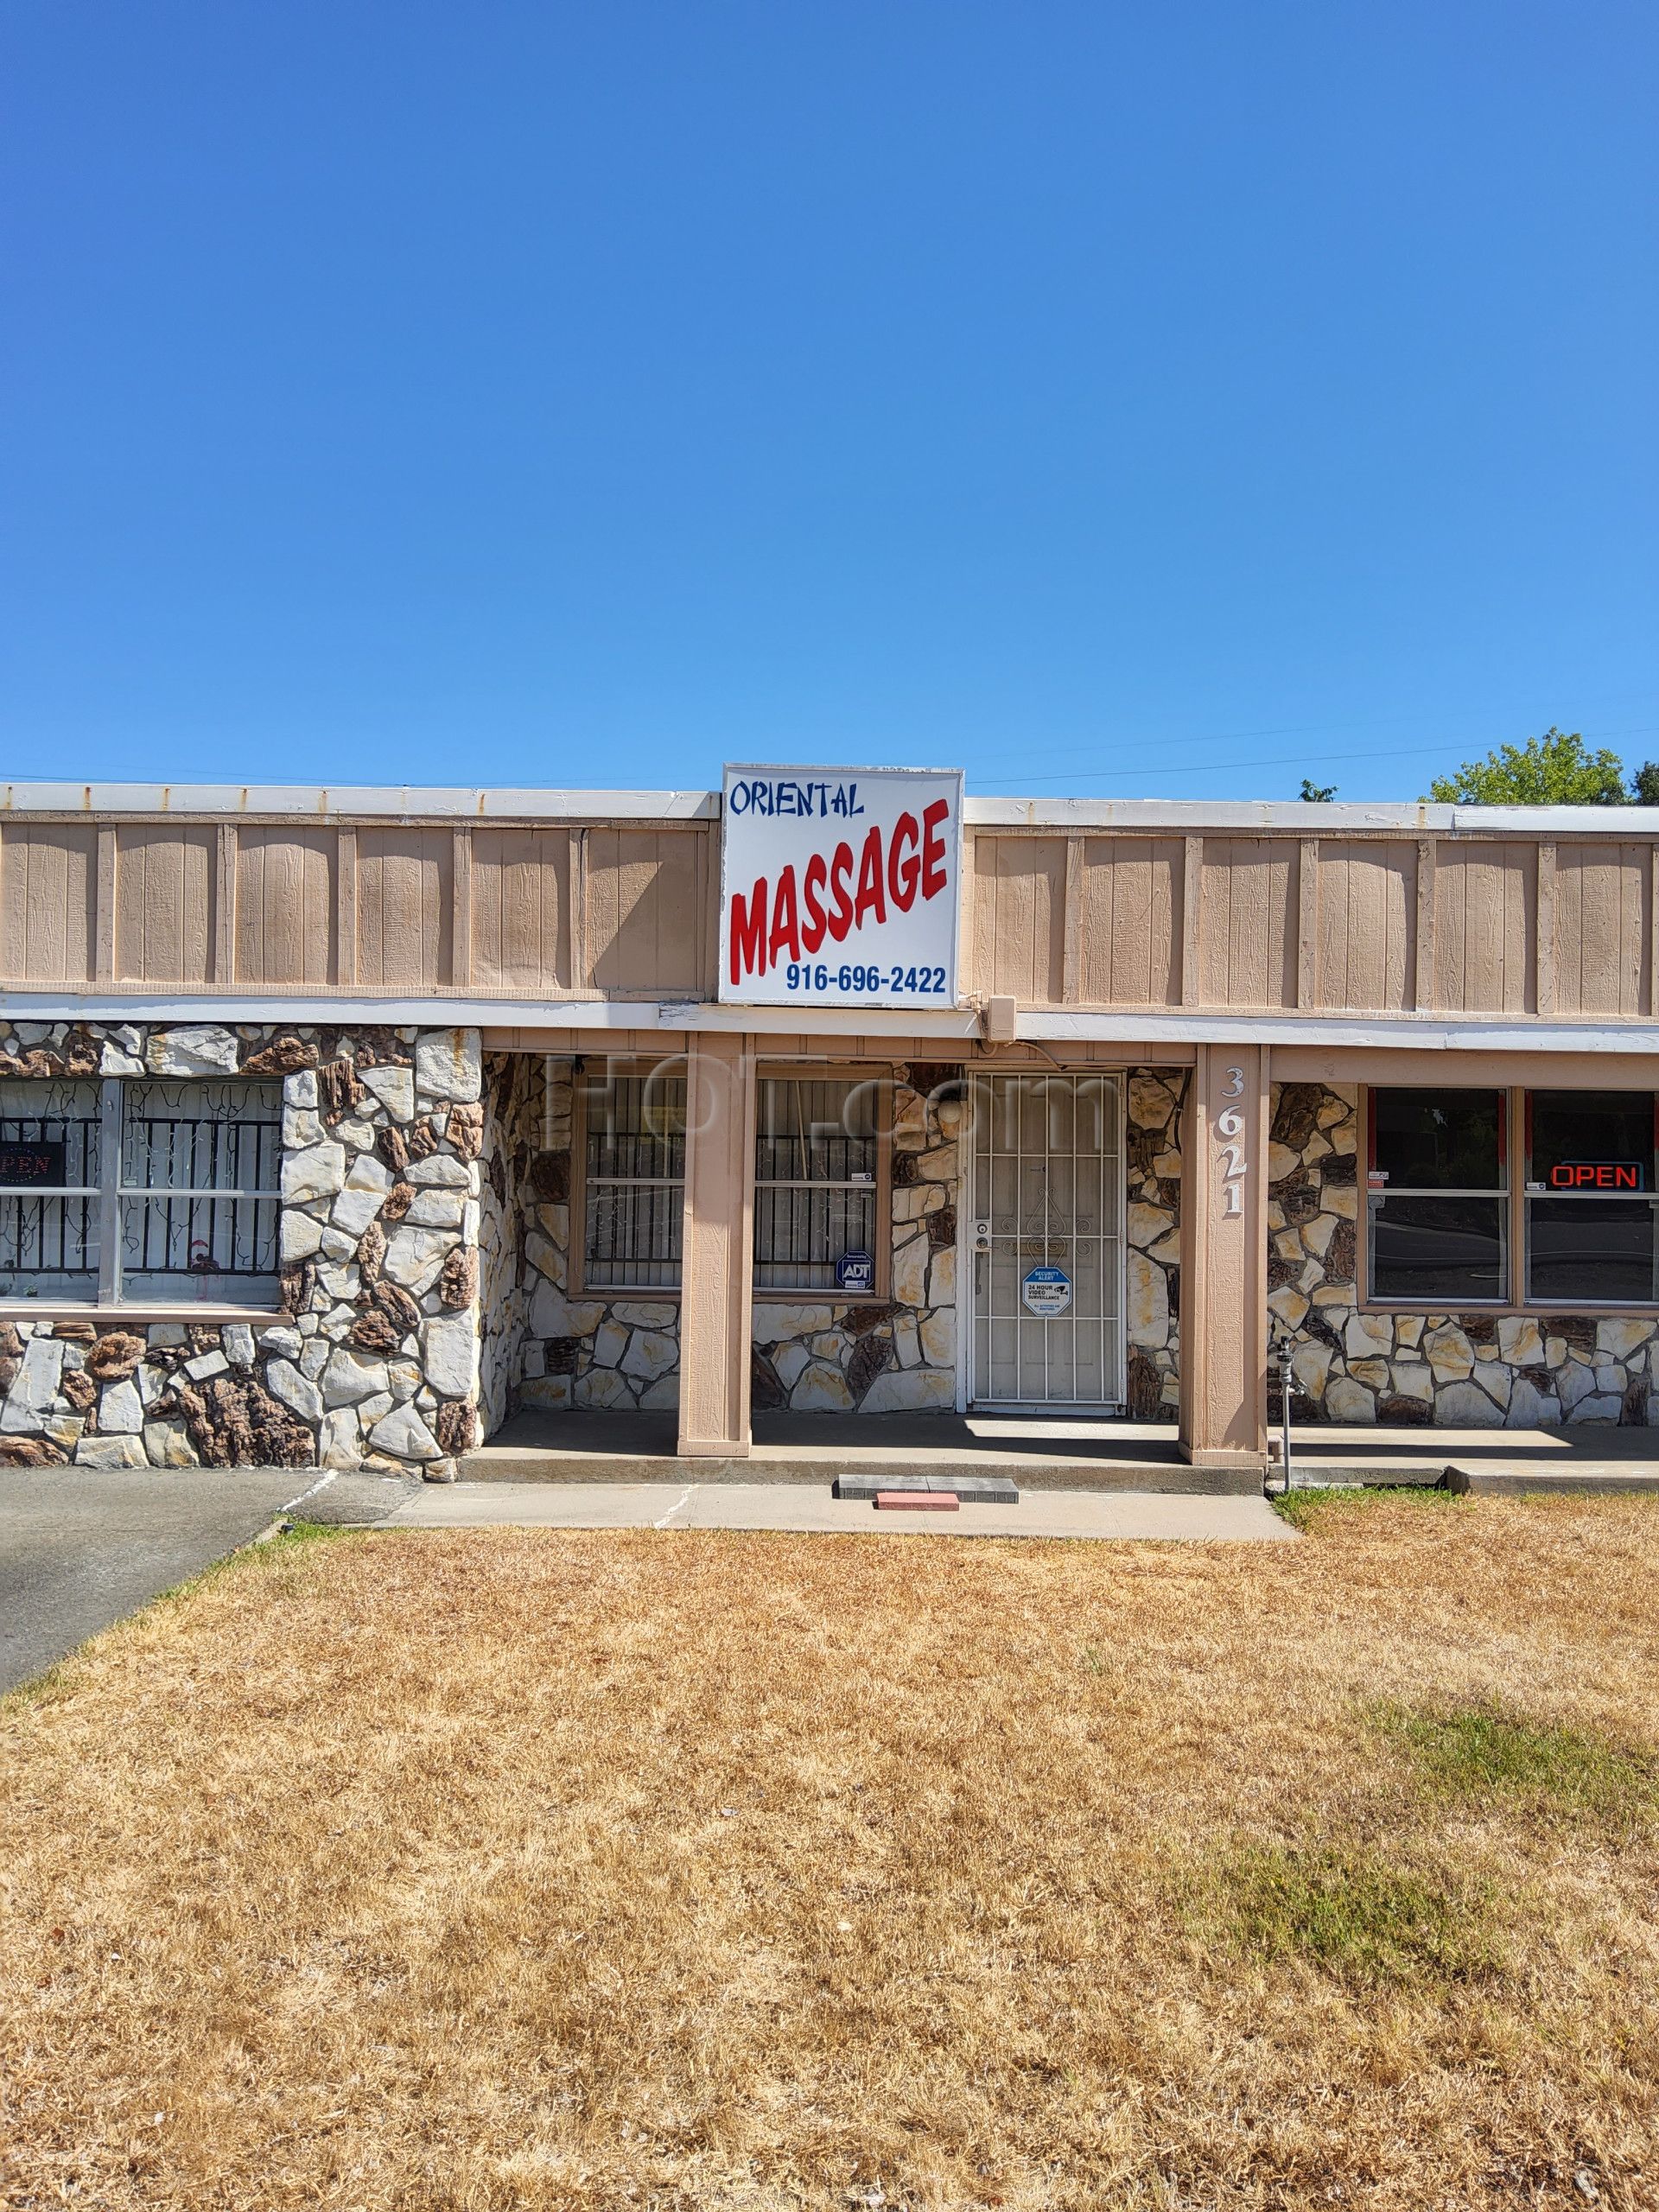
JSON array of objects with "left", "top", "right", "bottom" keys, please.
[
  {"left": 1299, "top": 778, "right": 1338, "bottom": 802},
  {"left": 1426, "top": 728, "right": 1630, "bottom": 805},
  {"left": 1631, "top": 760, "right": 1659, "bottom": 806}
]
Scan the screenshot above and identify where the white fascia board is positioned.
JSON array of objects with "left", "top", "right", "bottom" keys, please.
[
  {"left": 963, "top": 798, "right": 1459, "bottom": 831},
  {"left": 658, "top": 1001, "right": 981, "bottom": 1038},
  {"left": 1017, "top": 1009, "right": 1659, "bottom": 1055},
  {"left": 0, "top": 784, "right": 719, "bottom": 822}
]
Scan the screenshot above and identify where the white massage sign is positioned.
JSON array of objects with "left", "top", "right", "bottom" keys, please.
[{"left": 719, "top": 765, "right": 963, "bottom": 1009}]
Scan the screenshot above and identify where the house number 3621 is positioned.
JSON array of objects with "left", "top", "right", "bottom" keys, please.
[{"left": 1218, "top": 1064, "right": 1248, "bottom": 1217}]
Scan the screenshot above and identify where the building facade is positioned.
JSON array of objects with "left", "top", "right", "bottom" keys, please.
[{"left": 4, "top": 781, "right": 1659, "bottom": 1475}]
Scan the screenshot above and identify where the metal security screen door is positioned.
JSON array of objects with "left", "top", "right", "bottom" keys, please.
[{"left": 970, "top": 1073, "right": 1124, "bottom": 1408}]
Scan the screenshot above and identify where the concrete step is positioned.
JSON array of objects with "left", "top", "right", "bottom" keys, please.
[
  {"left": 1446, "top": 1463, "right": 1659, "bottom": 1497},
  {"left": 458, "top": 1446, "right": 1262, "bottom": 1497},
  {"left": 834, "top": 1473, "right": 1020, "bottom": 1503}
]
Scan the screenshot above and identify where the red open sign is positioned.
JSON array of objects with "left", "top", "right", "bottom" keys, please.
[{"left": 1548, "top": 1161, "right": 1646, "bottom": 1192}]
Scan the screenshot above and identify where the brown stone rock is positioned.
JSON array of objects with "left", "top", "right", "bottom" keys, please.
[
  {"left": 1623, "top": 1373, "right": 1647, "bottom": 1426},
  {"left": 158, "top": 1372, "right": 313, "bottom": 1469},
  {"left": 0, "top": 1047, "right": 64, "bottom": 1079},
  {"left": 529, "top": 1147, "right": 570, "bottom": 1203},
  {"left": 60, "top": 1369, "right": 97, "bottom": 1414},
  {"left": 438, "top": 1247, "right": 478, "bottom": 1310},
  {"left": 1270, "top": 1084, "right": 1325, "bottom": 1152},
  {"left": 434, "top": 1400, "right": 477, "bottom": 1455},
  {"left": 53, "top": 1320, "right": 98, "bottom": 1340},
  {"left": 346, "top": 1027, "right": 411, "bottom": 1068},
  {"left": 1545, "top": 1315, "right": 1597, "bottom": 1357},
  {"left": 1267, "top": 1253, "right": 1303, "bottom": 1292},
  {"left": 241, "top": 1034, "right": 319, "bottom": 1075},
  {"left": 60, "top": 1026, "right": 100, "bottom": 1076},
  {"left": 1377, "top": 1395, "right": 1434, "bottom": 1425},
  {"left": 84, "top": 1332, "right": 146, "bottom": 1381},
  {"left": 1320, "top": 1153, "right": 1357, "bottom": 1188},
  {"left": 890, "top": 1149, "right": 918, "bottom": 1187},
  {"left": 358, "top": 1220, "right": 386, "bottom": 1285},
  {"left": 382, "top": 1180, "right": 415, "bottom": 1222},
  {"left": 750, "top": 1346, "right": 788, "bottom": 1411},
  {"left": 1325, "top": 1217, "right": 1357, "bottom": 1287},
  {"left": 486, "top": 1149, "right": 506, "bottom": 1204},
  {"left": 842, "top": 1301, "right": 899, "bottom": 1337},
  {"left": 368, "top": 1278, "right": 421, "bottom": 1336},
  {"left": 445, "top": 1101, "right": 484, "bottom": 1160},
  {"left": 405, "top": 1116, "right": 439, "bottom": 1160},
  {"left": 0, "top": 1322, "right": 21, "bottom": 1360},
  {"left": 926, "top": 1204, "right": 957, "bottom": 1252},
  {"left": 318, "top": 1058, "right": 366, "bottom": 1125},
  {"left": 0, "top": 1435, "right": 67, "bottom": 1465},
  {"left": 0, "top": 1355, "right": 15, "bottom": 1395},
  {"left": 280, "top": 1258, "right": 317, "bottom": 1317},
  {"left": 377, "top": 1123, "right": 410, "bottom": 1176},
  {"left": 350, "top": 1307, "right": 400, "bottom": 1352},
  {"left": 906, "top": 1063, "right": 965, "bottom": 1104},
  {"left": 846, "top": 1331, "right": 893, "bottom": 1402},
  {"left": 545, "top": 1336, "right": 580, "bottom": 1376},
  {"left": 1125, "top": 1346, "right": 1164, "bottom": 1421}
]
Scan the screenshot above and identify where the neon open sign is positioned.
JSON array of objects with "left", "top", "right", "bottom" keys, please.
[{"left": 1548, "top": 1162, "right": 1648, "bottom": 1191}]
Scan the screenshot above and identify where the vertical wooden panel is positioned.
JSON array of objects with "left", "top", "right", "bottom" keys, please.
[
  {"left": 1554, "top": 842, "right": 1649, "bottom": 1017},
  {"left": 1316, "top": 840, "right": 1414, "bottom": 1013},
  {"left": 1180, "top": 836, "right": 1202, "bottom": 1006},
  {"left": 1535, "top": 842, "right": 1556, "bottom": 1017},
  {"left": 1198, "top": 839, "right": 1295, "bottom": 1009},
  {"left": 471, "top": 828, "right": 572, "bottom": 990},
  {"left": 1077, "top": 837, "right": 1180, "bottom": 1006},
  {"left": 585, "top": 829, "right": 706, "bottom": 992},
  {"left": 0, "top": 824, "right": 99, "bottom": 984},
  {"left": 1433, "top": 842, "right": 1535, "bottom": 1013},
  {"left": 1414, "top": 838, "right": 1436, "bottom": 1011},
  {"left": 1062, "top": 836, "right": 1084, "bottom": 1003},
  {"left": 213, "top": 824, "right": 237, "bottom": 986},
  {"left": 970, "top": 836, "right": 1065, "bottom": 1002},
  {"left": 114, "top": 824, "right": 214, "bottom": 984},
  {"left": 356, "top": 827, "right": 453, "bottom": 988},
  {"left": 1296, "top": 838, "right": 1319, "bottom": 1008},
  {"left": 235, "top": 827, "right": 336, "bottom": 985},
  {"left": 451, "top": 829, "right": 473, "bottom": 991}
]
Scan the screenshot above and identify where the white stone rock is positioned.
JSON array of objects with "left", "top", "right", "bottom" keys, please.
[
  {"left": 918, "top": 1309, "right": 955, "bottom": 1367},
  {"left": 299, "top": 1335, "right": 330, "bottom": 1382},
  {"left": 1597, "top": 1317, "right": 1652, "bottom": 1362},
  {"left": 622, "top": 1328, "right": 677, "bottom": 1382},
  {"left": 137, "top": 1363, "right": 166, "bottom": 1408},
  {"left": 144, "top": 1420, "right": 198, "bottom": 1467},
  {"left": 414, "top": 1030, "right": 481, "bottom": 1103},
  {"left": 369, "top": 1403, "right": 442, "bottom": 1461},
  {"left": 1351, "top": 1357, "right": 1390, "bottom": 1391},
  {"left": 1128, "top": 1202, "right": 1174, "bottom": 1249},
  {"left": 74, "top": 1432, "right": 149, "bottom": 1468},
  {"left": 1325, "top": 1376, "right": 1376, "bottom": 1424},
  {"left": 146, "top": 1024, "right": 239, "bottom": 1076},
  {"left": 318, "top": 1408, "right": 361, "bottom": 1467},
  {"left": 893, "top": 1314, "right": 921, "bottom": 1369},
  {"left": 101, "top": 1041, "right": 144, "bottom": 1076},
  {"left": 1344, "top": 1310, "right": 1393, "bottom": 1358},
  {"left": 612, "top": 1302, "right": 677, "bottom": 1328},
  {"left": 1436, "top": 1378, "right": 1502, "bottom": 1426},
  {"left": 774, "top": 1342, "right": 811, "bottom": 1389},
  {"left": 332, "top": 1154, "right": 393, "bottom": 1237},
  {"left": 266, "top": 1359, "right": 325, "bottom": 1425},
  {"left": 891, "top": 1234, "right": 929, "bottom": 1308},
  {"left": 405, "top": 1154, "right": 474, "bottom": 1190},
  {"left": 99, "top": 1379, "right": 145, "bottom": 1433},
  {"left": 1291, "top": 1342, "right": 1332, "bottom": 1400},
  {"left": 1267, "top": 1286, "right": 1309, "bottom": 1329},
  {"left": 282, "top": 1141, "right": 346, "bottom": 1207},
  {"left": 575, "top": 1364, "right": 634, "bottom": 1409},
  {"left": 637, "top": 1374, "right": 680, "bottom": 1410},
  {"left": 914, "top": 1147, "right": 957, "bottom": 1183},
  {"left": 223, "top": 1324, "right": 255, "bottom": 1368},
  {"left": 334, "top": 1116, "right": 378, "bottom": 1153},
  {"left": 1128, "top": 1077, "right": 1174, "bottom": 1128},
  {"left": 45, "top": 1412, "right": 85, "bottom": 1448},
  {"left": 592, "top": 1319, "right": 628, "bottom": 1368},
  {"left": 1127, "top": 1251, "right": 1168, "bottom": 1351},
  {"left": 926, "top": 1246, "right": 956, "bottom": 1309},
  {"left": 405, "top": 1188, "right": 465, "bottom": 1230},
  {"left": 280, "top": 1208, "right": 326, "bottom": 1263},
  {"left": 283, "top": 1104, "right": 325, "bottom": 1150},
  {"left": 1567, "top": 1392, "right": 1624, "bottom": 1424},
  {"left": 423, "top": 1312, "right": 478, "bottom": 1398},
  {"left": 257, "top": 1325, "right": 303, "bottom": 1361},
  {"left": 792, "top": 1360, "right": 855, "bottom": 1411},
  {"left": 1472, "top": 1362, "right": 1512, "bottom": 1409},
  {"left": 388, "top": 1359, "right": 422, "bottom": 1405},
  {"left": 753, "top": 1303, "right": 833, "bottom": 1338},
  {"left": 1, "top": 1334, "right": 67, "bottom": 1431},
  {"left": 284, "top": 1068, "right": 319, "bottom": 1109},
  {"left": 1497, "top": 1315, "right": 1545, "bottom": 1365},
  {"left": 1389, "top": 1361, "right": 1434, "bottom": 1403},
  {"left": 357, "top": 1391, "right": 395, "bottom": 1426},
  {"left": 1508, "top": 1376, "right": 1561, "bottom": 1427},
  {"left": 321, "top": 1347, "right": 390, "bottom": 1406},
  {"left": 1424, "top": 1325, "right": 1474, "bottom": 1382},
  {"left": 359, "top": 1065, "right": 416, "bottom": 1122},
  {"left": 184, "top": 1349, "right": 228, "bottom": 1382},
  {"left": 382, "top": 1225, "right": 452, "bottom": 1294}
]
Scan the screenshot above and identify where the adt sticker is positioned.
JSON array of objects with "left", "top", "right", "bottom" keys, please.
[
  {"left": 836, "top": 1249, "right": 874, "bottom": 1294},
  {"left": 1022, "top": 1265, "right": 1071, "bottom": 1318}
]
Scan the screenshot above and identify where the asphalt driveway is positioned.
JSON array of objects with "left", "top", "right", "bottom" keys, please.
[{"left": 0, "top": 1466, "right": 418, "bottom": 1694}]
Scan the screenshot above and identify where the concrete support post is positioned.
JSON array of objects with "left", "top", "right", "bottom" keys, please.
[
  {"left": 676, "top": 1033, "right": 757, "bottom": 1458},
  {"left": 1178, "top": 1042, "right": 1269, "bottom": 1469}
]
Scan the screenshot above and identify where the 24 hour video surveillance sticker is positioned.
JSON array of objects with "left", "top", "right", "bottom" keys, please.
[{"left": 720, "top": 765, "right": 963, "bottom": 1009}]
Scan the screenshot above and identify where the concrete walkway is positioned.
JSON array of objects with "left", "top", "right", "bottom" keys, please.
[{"left": 380, "top": 1481, "right": 1298, "bottom": 1541}]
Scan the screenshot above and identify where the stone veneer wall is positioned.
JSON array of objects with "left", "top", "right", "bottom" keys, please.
[
  {"left": 1124, "top": 1071, "right": 1184, "bottom": 1420},
  {"left": 476, "top": 1052, "right": 531, "bottom": 1438},
  {"left": 506, "top": 1060, "right": 961, "bottom": 1414},
  {"left": 0, "top": 1018, "right": 485, "bottom": 1476},
  {"left": 1268, "top": 1082, "right": 1659, "bottom": 1426}
]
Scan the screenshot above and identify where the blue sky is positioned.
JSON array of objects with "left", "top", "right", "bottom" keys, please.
[{"left": 3, "top": 2, "right": 1655, "bottom": 800}]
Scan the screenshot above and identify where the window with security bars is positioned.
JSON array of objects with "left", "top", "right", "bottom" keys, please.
[
  {"left": 753, "top": 1077, "right": 880, "bottom": 1293},
  {"left": 582, "top": 1071, "right": 685, "bottom": 1289},
  {"left": 0, "top": 1077, "right": 282, "bottom": 1304}
]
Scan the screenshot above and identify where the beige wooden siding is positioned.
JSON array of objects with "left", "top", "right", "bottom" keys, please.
[
  {"left": 971, "top": 836, "right": 1065, "bottom": 1002},
  {"left": 0, "top": 823, "right": 97, "bottom": 984},
  {"left": 472, "top": 829, "right": 572, "bottom": 992},
  {"left": 1199, "top": 838, "right": 1296, "bottom": 1009},
  {"left": 115, "top": 824, "right": 214, "bottom": 985},
  {"left": 356, "top": 829, "right": 453, "bottom": 989},
  {"left": 235, "top": 828, "right": 335, "bottom": 986},
  {"left": 1077, "top": 837, "right": 1180, "bottom": 1006},
  {"left": 1432, "top": 841, "right": 1535, "bottom": 1013},
  {"left": 1553, "top": 842, "right": 1650, "bottom": 1017},
  {"left": 585, "top": 830, "right": 705, "bottom": 993},
  {"left": 1315, "top": 840, "right": 1414, "bottom": 1013}
]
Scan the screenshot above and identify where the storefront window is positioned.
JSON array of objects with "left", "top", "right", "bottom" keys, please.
[
  {"left": 1526, "top": 1090, "right": 1657, "bottom": 1303},
  {"left": 754, "top": 1077, "right": 880, "bottom": 1294},
  {"left": 1368, "top": 1088, "right": 1507, "bottom": 1301},
  {"left": 582, "top": 1071, "right": 685, "bottom": 1289}
]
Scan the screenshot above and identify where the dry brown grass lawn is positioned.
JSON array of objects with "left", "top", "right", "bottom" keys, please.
[{"left": 3, "top": 1496, "right": 1659, "bottom": 2211}]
